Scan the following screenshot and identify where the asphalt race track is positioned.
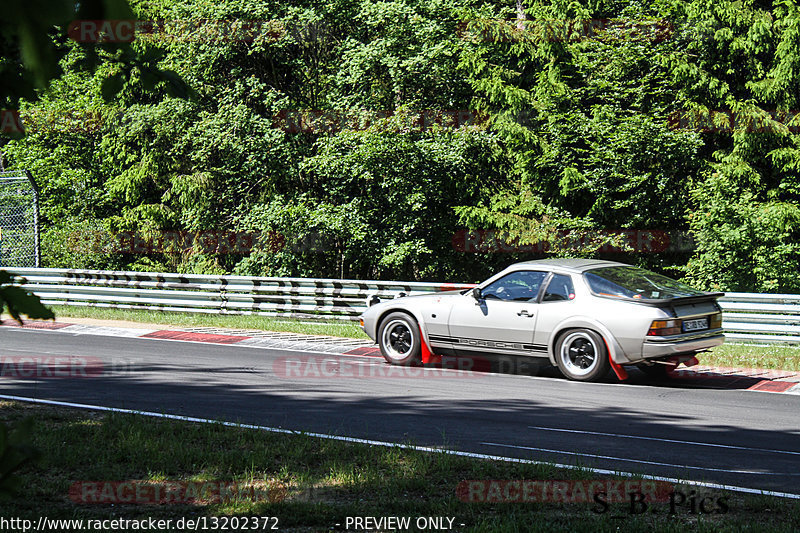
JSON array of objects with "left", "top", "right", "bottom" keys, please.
[{"left": 2, "top": 327, "right": 799, "bottom": 496}]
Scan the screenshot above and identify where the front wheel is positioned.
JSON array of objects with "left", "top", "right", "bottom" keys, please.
[
  {"left": 555, "top": 329, "right": 610, "bottom": 382},
  {"left": 378, "top": 312, "right": 422, "bottom": 366}
]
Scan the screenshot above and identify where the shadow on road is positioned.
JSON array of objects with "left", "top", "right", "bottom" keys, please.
[{"left": 2, "top": 330, "right": 800, "bottom": 494}]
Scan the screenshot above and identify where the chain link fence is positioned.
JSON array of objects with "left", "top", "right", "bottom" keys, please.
[{"left": 0, "top": 170, "right": 40, "bottom": 267}]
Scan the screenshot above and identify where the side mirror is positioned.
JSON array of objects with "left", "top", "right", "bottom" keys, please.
[{"left": 471, "top": 287, "right": 482, "bottom": 301}]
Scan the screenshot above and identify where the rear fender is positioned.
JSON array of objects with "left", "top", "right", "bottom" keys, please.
[{"left": 547, "top": 317, "right": 630, "bottom": 366}]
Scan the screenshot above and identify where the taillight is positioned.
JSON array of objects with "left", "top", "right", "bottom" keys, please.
[
  {"left": 647, "top": 319, "right": 682, "bottom": 336},
  {"left": 710, "top": 312, "right": 722, "bottom": 329}
]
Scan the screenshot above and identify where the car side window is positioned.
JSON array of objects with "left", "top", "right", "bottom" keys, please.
[
  {"left": 542, "top": 274, "right": 576, "bottom": 302},
  {"left": 481, "top": 271, "right": 547, "bottom": 302}
]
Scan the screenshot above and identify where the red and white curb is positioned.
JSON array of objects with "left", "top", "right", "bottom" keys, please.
[
  {"left": 669, "top": 365, "right": 800, "bottom": 393},
  {"left": 2, "top": 320, "right": 799, "bottom": 393},
  {"left": 0, "top": 320, "right": 380, "bottom": 357}
]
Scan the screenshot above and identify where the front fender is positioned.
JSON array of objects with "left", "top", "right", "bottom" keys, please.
[{"left": 364, "top": 301, "right": 434, "bottom": 349}]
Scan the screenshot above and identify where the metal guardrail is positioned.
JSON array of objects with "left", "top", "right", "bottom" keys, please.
[
  {"left": 4, "top": 268, "right": 474, "bottom": 321},
  {"left": 3, "top": 268, "right": 800, "bottom": 345},
  {"left": 718, "top": 293, "right": 800, "bottom": 345}
]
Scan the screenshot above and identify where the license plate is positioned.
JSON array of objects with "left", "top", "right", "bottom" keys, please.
[{"left": 683, "top": 318, "right": 709, "bottom": 332}]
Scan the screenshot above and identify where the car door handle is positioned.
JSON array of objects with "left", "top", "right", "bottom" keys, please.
[{"left": 517, "top": 310, "right": 534, "bottom": 317}]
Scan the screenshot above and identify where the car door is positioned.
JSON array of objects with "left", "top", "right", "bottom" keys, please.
[
  {"left": 448, "top": 270, "right": 548, "bottom": 355},
  {"left": 532, "top": 273, "right": 579, "bottom": 347}
]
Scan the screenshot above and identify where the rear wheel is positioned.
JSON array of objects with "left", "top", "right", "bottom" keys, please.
[
  {"left": 378, "top": 312, "right": 422, "bottom": 366},
  {"left": 555, "top": 329, "right": 610, "bottom": 382}
]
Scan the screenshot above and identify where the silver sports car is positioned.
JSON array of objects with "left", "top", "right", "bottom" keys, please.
[{"left": 359, "top": 259, "right": 724, "bottom": 382}]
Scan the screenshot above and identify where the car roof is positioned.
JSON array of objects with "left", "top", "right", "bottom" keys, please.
[{"left": 510, "top": 258, "right": 630, "bottom": 273}]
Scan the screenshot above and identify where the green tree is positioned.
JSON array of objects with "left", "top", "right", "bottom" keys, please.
[
  {"left": 235, "top": 126, "right": 510, "bottom": 281},
  {"left": 674, "top": 0, "right": 800, "bottom": 291},
  {"left": 3, "top": 0, "right": 800, "bottom": 289}
]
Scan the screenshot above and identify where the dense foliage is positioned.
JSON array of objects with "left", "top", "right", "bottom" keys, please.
[{"left": 3, "top": 0, "right": 800, "bottom": 290}]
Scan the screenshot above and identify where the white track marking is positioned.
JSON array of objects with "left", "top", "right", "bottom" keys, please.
[
  {"left": 527, "top": 425, "right": 800, "bottom": 456},
  {"left": 481, "top": 442, "right": 800, "bottom": 475},
  {"left": 1, "top": 394, "right": 799, "bottom": 499},
  {"left": 59, "top": 325, "right": 158, "bottom": 337}
]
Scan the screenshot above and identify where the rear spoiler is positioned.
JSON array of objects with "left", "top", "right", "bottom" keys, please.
[{"left": 631, "top": 292, "right": 725, "bottom": 307}]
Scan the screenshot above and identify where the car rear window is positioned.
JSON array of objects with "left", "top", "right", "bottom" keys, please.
[{"left": 584, "top": 266, "right": 704, "bottom": 300}]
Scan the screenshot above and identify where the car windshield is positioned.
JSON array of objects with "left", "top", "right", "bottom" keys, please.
[{"left": 584, "top": 266, "right": 704, "bottom": 300}]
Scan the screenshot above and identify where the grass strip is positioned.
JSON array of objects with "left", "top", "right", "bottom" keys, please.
[
  {"left": 1, "top": 401, "right": 798, "bottom": 532},
  {"left": 698, "top": 343, "right": 800, "bottom": 372}
]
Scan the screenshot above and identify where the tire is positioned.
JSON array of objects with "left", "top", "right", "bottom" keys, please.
[
  {"left": 555, "top": 329, "right": 610, "bottom": 382},
  {"left": 378, "top": 312, "right": 422, "bottom": 366}
]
